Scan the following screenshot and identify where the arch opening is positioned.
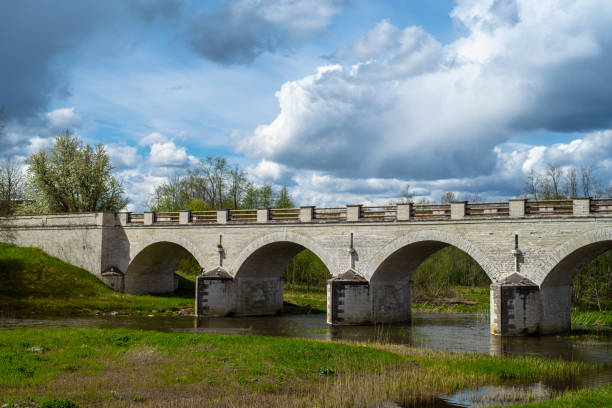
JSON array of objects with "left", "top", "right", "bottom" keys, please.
[
  {"left": 542, "top": 241, "right": 612, "bottom": 332},
  {"left": 370, "top": 240, "right": 491, "bottom": 323},
  {"left": 234, "top": 241, "right": 332, "bottom": 315},
  {"left": 125, "top": 241, "right": 201, "bottom": 295}
]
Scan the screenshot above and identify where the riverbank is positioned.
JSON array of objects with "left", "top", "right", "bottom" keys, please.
[
  {"left": 1, "top": 243, "right": 610, "bottom": 330},
  {"left": 0, "top": 327, "right": 600, "bottom": 408},
  {"left": 496, "top": 383, "right": 612, "bottom": 407}
]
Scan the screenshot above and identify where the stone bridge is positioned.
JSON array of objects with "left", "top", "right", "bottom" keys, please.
[{"left": 1, "top": 198, "right": 611, "bottom": 336}]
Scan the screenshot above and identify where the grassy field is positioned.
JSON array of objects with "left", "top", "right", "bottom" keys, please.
[
  {"left": 0, "top": 327, "right": 599, "bottom": 408},
  {"left": 494, "top": 384, "right": 612, "bottom": 408}
]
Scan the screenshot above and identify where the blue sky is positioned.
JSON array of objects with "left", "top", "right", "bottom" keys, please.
[{"left": 1, "top": 0, "right": 612, "bottom": 209}]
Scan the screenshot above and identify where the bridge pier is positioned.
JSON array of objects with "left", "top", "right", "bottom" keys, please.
[{"left": 490, "top": 273, "right": 571, "bottom": 336}]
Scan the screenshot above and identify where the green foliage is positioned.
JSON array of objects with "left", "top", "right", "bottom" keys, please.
[
  {"left": 283, "top": 250, "right": 331, "bottom": 291},
  {"left": 25, "top": 131, "right": 127, "bottom": 213},
  {"left": 40, "top": 399, "right": 80, "bottom": 408},
  {"left": 275, "top": 185, "right": 294, "bottom": 208},
  {"left": 148, "top": 157, "right": 294, "bottom": 211},
  {"left": 573, "top": 250, "right": 612, "bottom": 311}
]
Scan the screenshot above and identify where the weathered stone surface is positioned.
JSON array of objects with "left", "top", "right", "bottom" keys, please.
[{"left": 2, "top": 211, "right": 612, "bottom": 335}]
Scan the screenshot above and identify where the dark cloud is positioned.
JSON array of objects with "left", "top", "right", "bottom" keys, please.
[
  {"left": 187, "top": 0, "right": 347, "bottom": 65},
  {"left": 0, "top": 0, "right": 183, "bottom": 123}
]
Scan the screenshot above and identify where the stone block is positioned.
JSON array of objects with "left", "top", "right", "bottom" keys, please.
[
  {"left": 573, "top": 198, "right": 590, "bottom": 216},
  {"left": 179, "top": 210, "right": 191, "bottom": 224},
  {"left": 490, "top": 273, "right": 540, "bottom": 336},
  {"left": 300, "top": 206, "right": 314, "bottom": 222},
  {"left": 144, "top": 212, "right": 154, "bottom": 225},
  {"left": 450, "top": 202, "right": 467, "bottom": 220},
  {"left": 346, "top": 205, "right": 362, "bottom": 222},
  {"left": 257, "top": 208, "right": 270, "bottom": 223},
  {"left": 217, "top": 210, "right": 229, "bottom": 224},
  {"left": 509, "top": 199, "right": 526, "bottom": 218},
  {"left": 327, "top": 270, "right": 371, "bottom": 325},
  {"left": 396, "top": 203, "right": 412, "bottom": 221}
]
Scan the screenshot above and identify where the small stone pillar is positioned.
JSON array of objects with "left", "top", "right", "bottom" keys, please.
[
  {"left": 509, "top": 199, "right": 526, "bottom": 218},
  {"left": 257, "top": 208, "right": 270, "bottom": 223},
  {"left": 451, "top": 201, "right": 467, "bottom": 220},
  {"left": 196, "top": 267, "right": 236, "bottom": 317},
  {"left": 96, "top": 212, "right": 116, "bottom": 226},
  {"left": 346, "top": 204, "right": 362, "bottom": 222},
  {"left": 179, "top": 210, "right": 191, "bottom": 224},
  {"left": 396, "top": 203, "right": 412, "bottom": 221},
  {"left": 490, "top": 273, "right": 540, "bottom": 336},
  {"left": 119, "top": 212, "right": 129, "bottom": 226},
  {"left": 144, "top": 212, "right": 155, "bottom": 225},
  {"left": 217, "top": 210, "right": 229, "bottom": 224},
  {"left": 573, "top": 198, "right": 591, "bottom": 216},
  {"left": 327, "top": 270, "right": 370, "bottom": 325},
  {"left": 300, "top": 206, "right": 314, "bottom": 222},
  {"left": 101, "top": 266, "right": 125, "bottom": 292}
]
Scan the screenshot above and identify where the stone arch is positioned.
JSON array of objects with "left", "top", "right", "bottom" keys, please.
[
  {"left": 230, "top": 230, "right": 334, "bottom": 279},
  {"left": 367, "top": 229, "right": 500, "bottom": 283},
  {"left": 541, "top": 228, "right": 612, "bottom": 287},
  {"left": 125, "top": 234, "right": 205, "bottom": 294}
]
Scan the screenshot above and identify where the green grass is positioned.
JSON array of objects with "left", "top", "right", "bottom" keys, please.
[
  {"left": 412, "top": 285, "right": 490, "bottom": 314},
  {"left": 0, "top": 243, "right": 193, "bottom": 316},
  {"left": 499, "top": 384, "right": 612, "bottom": 408},
  {"left": 283, "top": 284, "right": 327, "bottom": 314},
  {"left": 0, "top": 328, "right": 598, "bottom": 407}
]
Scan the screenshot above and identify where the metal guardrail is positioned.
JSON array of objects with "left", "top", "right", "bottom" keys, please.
[
  {"left": 128, "top": 213, "right": 144, "bottom": 223},
  {"left": 314, "top": 207, "right": 347, "bottom": 220},
  {"left": 591, "top": 198, "right": 612, "bottom": 214},
  {"left": 412, "top": 203, "right": 451, "bottom": 218},
  {"left": 466, "top": 202, "right": 509, "bottom": 216},
  {"left": 229, "top": 209, "right": 257, "bottom": 222},
  {"left": 270, "top": 208, "right": 300, "bottom": 221},
  {"left": 361, "top": 206, "right": 397, "bottom": 219},
  {"left": 192, "top": 210, "right": 216, "bottom": 223},
  {"left": 526, "top": 200, "right": 573, "bottom": 215}
]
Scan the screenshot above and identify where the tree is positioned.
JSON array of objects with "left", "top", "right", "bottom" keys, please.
[
  {"left": 566, "top": 167, "right": 579, "bottom": 198},
  {"left": 228, "top": 166, "right": 248, "bottom": 209},
  {"left": 275, "top": 185, "right": 294, "bottom": 208},
  {"left": 440, "top": 191, "right": 456, "bottom": 203},
  {"left": 580, "top": 166, "right": 595, "bottom": 197},
  {"left": 524, "top": 169, "right": 539, "bottom": 200},
  {"left": 25, "top": 131, "right": 127, "bottom": 213},
  {"left": 545, "top": 163, "right": 564, "bottom": 199},
  {"left": 0, "top": 157, "right": 25, "bottom": 215},
  {"left": 400, "top": 184, "right": 415, "bottom": 203}
]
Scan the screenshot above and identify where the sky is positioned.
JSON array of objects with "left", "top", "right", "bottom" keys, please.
[{"left": 1, "top": 0, "right": 612, "bottom": 210}]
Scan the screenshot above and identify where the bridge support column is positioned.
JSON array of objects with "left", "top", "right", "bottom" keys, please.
[
  {"left": 196, "top": 268, "right": 236, "bottom": 317},
  {"left": 539, "top": 285, "right": 571, "bottom": 334},
  {"left": 370, "top": 280, "right": 411, "bottom": 324},
  {"left": 327, "top": 270, "right": 371, "bottom": 325},
  {"left": 235, "top": 277, "right": 283, "bottom": 316},
  {"left": 490, "top": 273, "right": 541, "bottom": 336}
]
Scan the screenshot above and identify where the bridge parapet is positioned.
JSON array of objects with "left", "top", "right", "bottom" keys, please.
[{"left": 116, "top": 198, "right": 611, "bottom": 226}]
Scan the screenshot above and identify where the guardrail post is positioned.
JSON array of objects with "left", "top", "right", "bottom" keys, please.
[
  {"left": 179, "top": 210, "right": 191, "bottom": 224},
  {"left": 217, "top": 210, "right": 229, "bottom": 224},
  {"left": 451, "top": 201, "right": 467, "bottom": 220},
  {"left": 509, "top": 199, "right": 526, "bottom": 218},
  {"left": 257, "top": 208, "right": 270, "bottom": 223},
  {"left": 573, "top": 197, "right": 591, "bottom": 216},
  {"left": 144, "top": 212, "right": 154, "bottom": 225},
  {"left": 119, "top": 212, "right": 129, "bottom": 226},
  {"left": 396, "top": 203, "right": 412, "bottom": 221},
  {"left": 346, "top": 204, "right": 362, "bottom": 222},
  {"left": 300, "top": 206, "right": 314, "bottom": 222}
]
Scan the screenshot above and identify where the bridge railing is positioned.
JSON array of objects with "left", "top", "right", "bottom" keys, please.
[
  {"left": 229, "top": 209, "right": 257, "bottom": 222},
  {"left": 117, "top": 197, "right": 612, "bottom": 226},
  {"left": 466, "top": 202, "right": 509, "bottom": 217},
  {"left": 155, "top": 211, "right": 180, "bottom": 223},
  {"left": 314, "top": 207, "right": 347, "bottom": 221},
  {"left": 526, "top": 199, "right": 573, "bottom": 215},
  {"left": 192, "top": 210, "right": 217, "bottom": 223},
  {"left": 412, "top": 203, "right": 451, "bottom": 218},
  {"left": 270, "top": 208, "right": 300, "bottom": 221},
  {"left": 360, "top": 206, "right": 397, "bottom": 220},
  {"left": 591, "top": 198, "right": 612, "bottom": 214},
  {"left": 128, "top": 212, "right": 144, "bottom": 224}
]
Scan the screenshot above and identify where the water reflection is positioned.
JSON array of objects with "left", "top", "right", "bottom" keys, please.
[{"left": 1, "top": 313, "right": 611, "bottom": 365}]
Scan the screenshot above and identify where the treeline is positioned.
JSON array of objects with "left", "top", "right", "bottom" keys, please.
[
  {"left": 524, "top": 164, "right": 611, "bottom": 200},
  {"left": 149, "top": 157, "right": 294, "bottom": 211}
]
